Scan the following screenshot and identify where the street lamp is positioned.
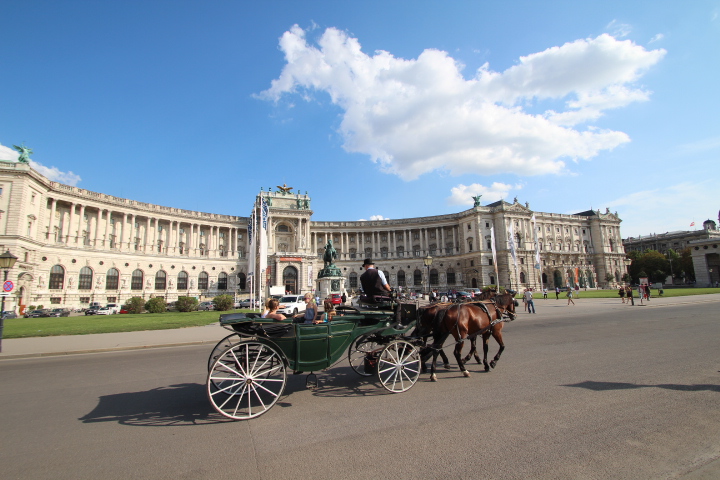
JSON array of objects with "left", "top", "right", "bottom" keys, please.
[
  {"left": 0, "top": 249, "right": 18, "bottom": 353},
  {"left": 423, "top": 254, "right": 433, "bottom": 297},
  {"left": 623, "top": 257, "right": 634, "bottom": 305}
]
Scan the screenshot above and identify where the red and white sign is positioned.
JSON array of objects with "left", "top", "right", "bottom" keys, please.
[{"left": 3, "top": 280, "right": 14, "bottom": 292}]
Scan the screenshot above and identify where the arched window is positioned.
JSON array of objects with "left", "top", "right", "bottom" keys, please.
[
  {"left": 446, "top": 268, "right": 456, "bottom": 285},
  {"left": 238, "top": 272, "right": 246, "bottom": 290},
  {"left": 413, "top": 269, "right": 422, "bottom": 286},
  {"left": 519, "top": 271, "right": 526, "bottom": 283},
  {"left": 198, "top": 271, "right": 209, "bottom": 290},
  {"left": 49, "top": 265, "right": 65, "bottom": 290},
  {"left": 276, "top": 224, "right": 290, "bottom": 233},
  {"left": 430, "top": 268, "right": 438, "bottom": 286},
  {"left": 490, "top": 275, "right": 495, "bottom": 285},
  {"left": 78, "top": 267, "right": 93, "bottom": 290},
  {"left": 106, "top": 268, "right": 119, "bottom": 290},
  {"left": 383, "top": 271, "right": 390, "bottom": 284},
  {"left": 349, "top": 271, "right": 358, "bottom": 288},
  {"left": 542, "top": 272, "right": 548, "bottom": 284},
  {"left": 177, "top": 271, "right": 188, "bottom": 290},
  {"left": 397, "top": 270, "right": 406, "bottom": 287},
  {"left": 131, "top": 269, "right": 144, "bottom": 290},
  {"left": 155, "top": 270, "right": 167, "bottom": 290},
  {"left": 218, "top": 272, "right": 228, "bottom": 290}
]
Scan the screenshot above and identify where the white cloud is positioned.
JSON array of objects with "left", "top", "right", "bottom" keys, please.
[
  {"left": 606, "top": 20, "right": 632, "bottom": 38},
  {"left": 606, "top": 181, "right": 717, "bottom": 238},
  {"left": 260, "top": 26, "right": 665, "bottom": 181},
  {"left": 0, "top": 143, "right": 82, "bottom": 186},
  {"left": 649, "top": 33, "right": 664, "bottom": 44},
  {"left": 447, "top": 182, "right": 518, "bottom": 206},
  {"left": 359, "top": 214, "right": 390, "bottom": 221}
]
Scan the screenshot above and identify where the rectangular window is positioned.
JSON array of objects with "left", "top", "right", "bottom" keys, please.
[
  {"left": 488, "top": 258, "right": 493, "bottom": 265},
  {"left": 50, "top": 297, "right": 62, "bottom": 304},
  {"left": 79, "top": 297, "right": 90, "bottom": 304},
  {"left": 107, "top": 297, "right": 117, "bottom": 303}
]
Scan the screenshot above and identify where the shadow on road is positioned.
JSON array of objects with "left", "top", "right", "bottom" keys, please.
[
  {"left": 79, "top": 383, "right": 234, "bottom": 427},
  {"left": 563, "top": 380, "right": 720, "bottom": 392}
]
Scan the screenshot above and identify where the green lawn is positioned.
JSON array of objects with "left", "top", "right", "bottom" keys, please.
[{"left": 3, "top": 309, "right": 257, "bottom": 339}]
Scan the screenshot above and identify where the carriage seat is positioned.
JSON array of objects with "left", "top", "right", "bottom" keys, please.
[{"left": 358, "top": 295, "right": 394, "bottom": 310}]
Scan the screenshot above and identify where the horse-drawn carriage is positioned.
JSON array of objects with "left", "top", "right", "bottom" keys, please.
[{"left": 206, "top": 293, "right": 517, "bottom": 420}]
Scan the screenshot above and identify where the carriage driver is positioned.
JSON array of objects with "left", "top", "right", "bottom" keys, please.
[{"left": 360, "top": 258, "right": 392, "bottom": 301}]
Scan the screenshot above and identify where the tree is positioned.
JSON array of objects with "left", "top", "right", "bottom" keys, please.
[
  {"left": 145, "top": 297, "right": 166, "bottom": 313},
  {"left": 677, "top": 247, "right": 695, "bottom": 282},
  {"left": 124, "top": 296, "right": 145, "bottom": 314},
  {"left": 622, "top": 273, "right": 632, "bottom": 283},
  {"left": 176, "top": 296, "right": 199, "bottom": 312},
  {"left": 212, "top": 294, "right": 234, "bottom": 312},
  {"left": 604, "top": 272, "right": 615, "bottom": 284}
]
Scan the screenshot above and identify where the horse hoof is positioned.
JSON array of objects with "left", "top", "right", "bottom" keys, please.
[
  {"left": 484, "top": 365, "right": 490, "bottom": 372},
  {"left": 430, "top": 374, "right": 437, "bottom": 382},
  {"left": 490, "top": 361, "right": 497, "bottom": 369},
  {"left": 443, "top": 364, "right": 452, "bottom": 370},
  {"left": 463, "top": 370, "right": 471, "bottom": 377}
]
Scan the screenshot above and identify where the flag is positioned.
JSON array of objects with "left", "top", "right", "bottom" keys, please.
[
  {"left": 259, "top": 197, "right": 269, "bottom": 287},
  {"left": 247, "top": 206, "right": 256, "bottom": 305},
  {"left": 690, "top": 222, "right": 695, "bottom": 227},
  {"left": 490, "top": 225, "right": 499, "bottom": 283},
  {"left": 507, "top": 222, "right": 518, "bottom": 269},
  {"left": 531, "top": 214, "right": 541, "bottom": 269}
]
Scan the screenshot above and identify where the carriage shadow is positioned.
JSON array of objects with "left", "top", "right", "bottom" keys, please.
[
  {"left": 562, "top": 380, "right": 720, "bottom": 392},
  {"left": 79, "top": 383, "right": 235, "bottom": 427}
]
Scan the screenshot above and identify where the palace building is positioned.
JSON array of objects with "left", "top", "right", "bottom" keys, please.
[{"left": 0, "top": 160, "right": 627, "bottom": 313}]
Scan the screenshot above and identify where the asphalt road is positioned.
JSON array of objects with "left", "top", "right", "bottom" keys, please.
[{"left": 1, "top": 299, "right": 719, "bottom": 480}]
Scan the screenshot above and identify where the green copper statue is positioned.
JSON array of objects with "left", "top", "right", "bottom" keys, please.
[
  {"left": 472, "top": 195, "right": 482, "bottom": 207},
  {"left": 13, "top": 144, "right": 32, "bottom": 164}
]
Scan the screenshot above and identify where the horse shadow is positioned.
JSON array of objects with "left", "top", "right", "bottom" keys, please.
[
  {"left": 79, "top": 383, "right": 234, "bottom": 427},
  {"left": 562, "top": 380, "right": 720, "bottom": 392}
]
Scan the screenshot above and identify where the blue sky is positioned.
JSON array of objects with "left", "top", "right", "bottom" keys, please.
[{"left": 1, "top": 1, "right": 717, "bottom": 238}]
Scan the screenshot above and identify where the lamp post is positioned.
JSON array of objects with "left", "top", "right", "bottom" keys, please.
[
  {"left": 423, "top": 254, "right": 433, "bottom": 298},
  {"left": 0, "top": 249, "right": 18, "bottom": 353}
]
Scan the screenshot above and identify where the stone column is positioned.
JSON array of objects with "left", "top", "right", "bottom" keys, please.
[
  {"left": 121, "top": 213, "right": 128, "bottom": 251},
  {"left": 441, "top": 227, "right": 446, "bottom": 255},
  {"left": 66, "top": 203, "right": 75, "bottom": 244},
  {"left": 76, "top": 204, "right": 85, "bottom": 245},
  {"left": 48, "top": 198, "right": 57, "bottom": 241},
  {"left": 104, "top": 210, "right": 111, "bottom": 248}
]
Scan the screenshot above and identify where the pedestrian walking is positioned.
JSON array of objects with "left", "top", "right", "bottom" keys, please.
[
  {"left": 524, "top": 288, "right": 536, "bottom": 313},
  {"left": 566, "top": 287, "right": 575, "bottom": 305},
  {"left": 542, "top": 287, "right": 548, "bottom": 299},
  {"left": 619, "top": 286, "right": 626, "bottom": 303},
  {"left": 555, "top": 286, "right": 560, "bottom": 300}
]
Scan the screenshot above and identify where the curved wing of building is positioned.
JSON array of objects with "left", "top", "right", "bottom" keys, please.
[{"left": 0, "top": 161, "right": 627, "bottom": 312}]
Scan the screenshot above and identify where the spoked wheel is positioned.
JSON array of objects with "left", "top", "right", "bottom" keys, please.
[
  {"left": 348, "top": 335, "right": 382, "bottom": 377},
  {"left": 377, "top": 339, "right": 421, "bottom": 393},
  {"left": 207, "top": 333, "right": 245, "bottom": 371},
  {"left": 207, "top": 341, "right": 287, "bottom": 420}
]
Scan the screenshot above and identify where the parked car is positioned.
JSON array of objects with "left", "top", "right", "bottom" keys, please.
[
  {"left": 277, "top": 295, "right": 305, "bottom": 315},
  {"left": 331, "top": 293, "right": 342, "bottom": 305},
  {"left": 47, "top": 308, "right": 70, "bottom": 317},
  {"left": 198, "top": 301, "right": 214, "bottom": 311},
  {"left": 25, "top": 309, "right": 49, "bottom": 318},
  {"left": 95, "top": 307, "right": 112, "bottom": 315},
  {"left": 105, "top": 303, "right": 120, "bottom": 314},
  {"left": 85, "top": 305, "right": 101, "bottom": 315},
  {"left": 237, "top": 298, "right": 259, "bottom": 308},
  {"left": 1, "top": 310, "right": 17, "bottom": 319}
]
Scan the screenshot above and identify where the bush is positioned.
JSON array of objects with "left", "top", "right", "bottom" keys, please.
[
  {"left": 176, "top": 296, "right": 199, "bottom": 312},
  {"left": 212, "top": 294, "right": 234, "bottom": 312},
  {"left": 28, "top": 305, "right": 35, "bottom": 311},
  {"left": 124, "top": 297, "right": 145, "bottom": 314},
  {"left": 145, "top": 297, "right": 167, "bottom": 314}
]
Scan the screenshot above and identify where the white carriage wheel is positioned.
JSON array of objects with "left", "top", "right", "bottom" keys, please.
[
  {"left": 207, "top": 333, "right": 243, "bottom": 371},
  {"left": 377, "top": 339, "right": 421, "bottom": 393},
  {"left": 348, "top": 335, "right": 382, "bottom": 377},
  {"left": 207, "top": 341, "right": 287, "bottom": 420}
]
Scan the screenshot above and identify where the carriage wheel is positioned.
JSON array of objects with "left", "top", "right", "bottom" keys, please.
[
  {"left": 207, "top": 341, "right": 287, "bottom": 420},
  {"left": 207, "top": 333, "right": 245, "bottom": 371},
  {"left": 377, "top": 339, "right": 421, "bottom": 393},
  {"left": 348, "top": 335, "right": 382, "bottom": 377}
]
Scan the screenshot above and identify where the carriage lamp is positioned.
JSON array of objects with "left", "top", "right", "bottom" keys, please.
[
  {"left": 424, "top": 254, "right": 433, "bottom": 295},
  {"left": 0, "top": 249, "right": 18, "bottom": 353}
]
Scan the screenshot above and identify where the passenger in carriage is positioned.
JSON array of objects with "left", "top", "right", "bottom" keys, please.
[
  {"left": 261, "top": 298, "right": 287, "bottom": 321},
  {"left": 360, "top": 258, "right": 392, "bottom": 301},
  {"left": 323, "top": 298, "right": 335, "bottom": 322},
  {"left": 302, "top": 293, "right": 320, "bottom": 323}
]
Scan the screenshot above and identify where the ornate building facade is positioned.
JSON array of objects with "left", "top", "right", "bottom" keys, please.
[{"left": 0, "top": 161, "right": 627, "bottom": 313}]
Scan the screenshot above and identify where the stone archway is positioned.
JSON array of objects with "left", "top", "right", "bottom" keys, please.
[
  {"left": 553, "top": 270, "right": 563, "bottom": 288},
  {"left": 283, "top": 266, "right": 298, "bottom": 294}
]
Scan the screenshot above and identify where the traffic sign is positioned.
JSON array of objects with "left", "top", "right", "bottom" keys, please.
[
  {"left": 0, "top": 292, "right": 9, "bottom": 297},
  {"left": 3, "top": 280, "right": 13, "bottom": 292}
]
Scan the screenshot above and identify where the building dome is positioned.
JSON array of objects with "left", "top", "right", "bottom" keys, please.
[{"left": 703, "top": 219, "right": 717, "bottom": 231}]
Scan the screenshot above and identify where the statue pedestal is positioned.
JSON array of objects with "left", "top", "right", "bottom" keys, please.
[{"left": 316, "top": 276, "right": 345, "bottom": 301}]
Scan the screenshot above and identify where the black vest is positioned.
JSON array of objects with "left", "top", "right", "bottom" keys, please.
[{"left": 360, "top": 268, "right": 386, "bottom": 297}]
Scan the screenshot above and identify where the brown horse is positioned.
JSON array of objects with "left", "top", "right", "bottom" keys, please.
[
  {"left": 463, "top": 292, "right": 517, "bottom": 371},
  {"left": 419, "top": 303, "right": 496, "bottom": 381},
  {"left": 417, "top": 303, "right": 452, "bottom": 370}
]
